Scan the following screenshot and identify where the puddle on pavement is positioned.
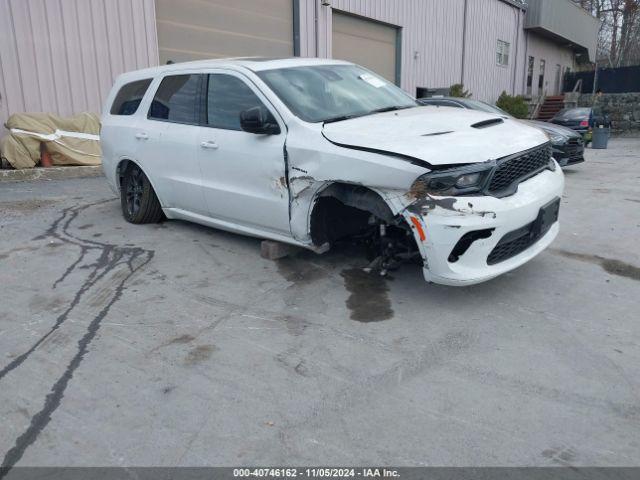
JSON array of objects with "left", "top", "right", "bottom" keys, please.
[
  {"left": 276, "top": 255, "right": 327, "bottom": 285},
  {"left": 553, "top": 249, "right": 640, "bottom": 282},
  {"left": 341, "top": 268, "right": 393, "bottom": 322}
]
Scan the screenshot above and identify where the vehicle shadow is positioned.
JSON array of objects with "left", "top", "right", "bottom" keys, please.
[{"left": 158, "top": 216, "right": 546, "bottom": 322}]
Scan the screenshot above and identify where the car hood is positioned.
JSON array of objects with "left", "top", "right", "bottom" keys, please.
[
  {"left": 523, "top": 119, "right": 581, "bottom": 137},
  {"left": 322, "top": 106, "right": 549, "bottom": 167}
]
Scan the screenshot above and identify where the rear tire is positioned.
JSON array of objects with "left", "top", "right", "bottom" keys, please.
[{"left": 120, "top": 165, "right": 163, "bottom": 224}]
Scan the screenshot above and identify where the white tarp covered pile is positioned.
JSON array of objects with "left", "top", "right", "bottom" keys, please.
[{"left": 0, "top": 112, "right": 101, "bottom": 169}]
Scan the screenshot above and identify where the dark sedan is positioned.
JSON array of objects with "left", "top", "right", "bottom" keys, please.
[
  {"left": 550, "top": 107, "right": 592, "bottom": 135},
  {"left": 550, "top": 107, "right": 611, "bottom": 145},
  {"left": 418, "top": 96, "right": 585, "bottom": 166}
]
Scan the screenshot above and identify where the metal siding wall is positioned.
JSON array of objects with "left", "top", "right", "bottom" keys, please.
[
  {"left": 154, "top": 0, "right": 293, "bottom": 63},
  {"left": 526, "top": 32, "right": 575, "bottom": 96},
  {"left": 0, "top": 0, "right": 159, "bottom": 138},
  {"left": 526, "top": 0, "right": 599, "bottom": 61},
  {"left": 298, "top": 0, "right": 531, "bottom": 101},
  {"left": 463, "top": 0, "right": 523, "bottom": 102},
  {"left": 297, "top": 0, "right": 466, "bottom": 97}
]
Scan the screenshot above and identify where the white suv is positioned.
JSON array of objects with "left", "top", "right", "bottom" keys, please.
[{"left": 101, "top": 58, "right": 564, "bottom": 286}]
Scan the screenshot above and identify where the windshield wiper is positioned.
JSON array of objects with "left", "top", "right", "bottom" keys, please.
[
  {"left": 322, "top": 113, "right": 364, "bottom": 125},
  {"left": 370, "top": 105, "right": 414, "bottom": 114},
  {"left": 322, "top": 105, "right": 414, "bottom": 125}
]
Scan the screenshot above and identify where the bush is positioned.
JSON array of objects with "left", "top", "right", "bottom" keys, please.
[
  {"left": 449, "top": 84, "right": 471, "bottom": 98},
  {"left": 496, "top": 91, "right": 529, "bottom": 118}
]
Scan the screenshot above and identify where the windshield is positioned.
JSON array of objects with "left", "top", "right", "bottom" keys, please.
[
  {"left": 257, "top": 64, "right": 418, "bottom": 123},
  {"left": 463, "top": 99, "right": 512, "bottom": 117}
]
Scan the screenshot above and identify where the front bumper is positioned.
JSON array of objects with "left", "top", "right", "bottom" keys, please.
[
  {"left": 553, "top": 142, "right": 585, "bottom": 167},
  {"left": 406, "top": 166, "right": 565, "bottom": 286}
]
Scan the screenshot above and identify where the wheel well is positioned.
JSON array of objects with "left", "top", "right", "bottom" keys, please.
[
  {"left": 116, "top": 159, "right": 133, "bottom": 190},
  {"left": 309, "top": 183, "right": 395, "bottom": 246}
]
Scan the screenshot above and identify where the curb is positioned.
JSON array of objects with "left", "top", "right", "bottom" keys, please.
[{"left": 0, "top": 165, "right": 104, "bottom": 182}]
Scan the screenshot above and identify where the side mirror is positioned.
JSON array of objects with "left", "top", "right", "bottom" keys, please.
[{"left": 239, "top": 106, "right": 281, "bottom": 135}]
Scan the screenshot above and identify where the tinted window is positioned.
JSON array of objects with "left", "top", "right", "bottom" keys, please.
[
  {"left": 207, "top": 74, "right": 265, "bottom": 130},
  {"left": 148, "top": 74, "right": 201, "bottom": 124},
  {"left": 110, "top": 79, "right": 152, "bottom": 115}
]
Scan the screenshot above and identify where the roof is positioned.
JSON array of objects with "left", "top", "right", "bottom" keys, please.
[{"left": 116, "top": 57, "right": 353, "bottom": 83}]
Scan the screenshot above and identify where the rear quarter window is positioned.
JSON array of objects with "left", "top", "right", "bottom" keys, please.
[{"left": 110, "top": 79, "right": 153, "bottom": 115}]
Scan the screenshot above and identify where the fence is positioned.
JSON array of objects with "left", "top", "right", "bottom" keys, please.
[{"left": 564, "top": 65, "right": 640, "bottom": 94}]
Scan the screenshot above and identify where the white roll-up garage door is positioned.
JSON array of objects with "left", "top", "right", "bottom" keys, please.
[
  {"left": 155, "top": 0, "right": 294, "bottom": 64},
  {"left": 332, "top": 11, "right": 399, "bottom": 84}
]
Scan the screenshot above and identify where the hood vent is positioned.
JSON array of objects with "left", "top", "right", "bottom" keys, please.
[{"left": 471, "top": 118, "right": 504, "bottom": 129}]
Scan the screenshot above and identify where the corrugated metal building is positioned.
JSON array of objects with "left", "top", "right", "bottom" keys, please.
[{"left": 0, "top": 0, "right": 599, "bottom": 137}]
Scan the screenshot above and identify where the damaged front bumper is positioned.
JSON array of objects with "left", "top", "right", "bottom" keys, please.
[{"left": 404, "top": 166, "right": 565, "bottom": 286}]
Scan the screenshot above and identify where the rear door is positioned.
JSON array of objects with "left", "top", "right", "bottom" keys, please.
[
  {"left": 197, "top": 70, "right": 290, "bottom": 235},
  {"left": 140, "top": 72, "right": 208, "bottom": 214}
]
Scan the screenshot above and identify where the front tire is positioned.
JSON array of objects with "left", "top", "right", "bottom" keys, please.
[{"left": 120, "top": 165, "right": 163, "bottom": 224}]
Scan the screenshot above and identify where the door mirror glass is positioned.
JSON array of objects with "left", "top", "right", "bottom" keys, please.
[{"left": 239, "top": 106, "right": 280, "bottom": 135}]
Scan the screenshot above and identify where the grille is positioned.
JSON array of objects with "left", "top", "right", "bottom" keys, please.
[
  {"left": 488, "top": 144, "right": 552, "bottom": 195},
  {"left": 487, "top": 199, "right": 560, "bottom": 265},
  {"left": 487, "top": 231, "right": 537, "bottom": 265}
]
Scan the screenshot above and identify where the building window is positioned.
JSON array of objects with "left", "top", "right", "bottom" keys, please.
[
  {"left": 526, "top": 56, "right": 534, "bottom": 96},
  {"left": 496, "top": 40, "right": 510, "bottom": 66},
  {"left": 538, "top": 59, "right": 546, "bottom": 93}
]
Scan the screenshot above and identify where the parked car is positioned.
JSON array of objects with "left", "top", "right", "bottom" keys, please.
[
  {"left": 101, "top": 58, "right": 564, "bottom": 286},
  {"left": 418, "top": 97, "right": 585, "bottom": 166},
  {"left": 550, "top": 107, "right": 611, "bottom": 144}
]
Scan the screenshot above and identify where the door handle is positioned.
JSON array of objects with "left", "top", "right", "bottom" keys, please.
[
  {"left": 135, "top": 132, "right": 149, "bottom": 140},
  {"left": 200, "top": 140, "right": 218, "bottom": 150}
]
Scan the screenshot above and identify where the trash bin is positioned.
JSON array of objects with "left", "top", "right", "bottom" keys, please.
[{"left": 592, "top": 125, "right": 609, "bottom": 149}]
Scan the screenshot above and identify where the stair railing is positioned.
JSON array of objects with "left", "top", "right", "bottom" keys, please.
[
  {"left": 572, "top": 79, "right": 583, "bottom": 93},
  {"left": 530, "top": 94, "right": 544, "bottom": 119}
]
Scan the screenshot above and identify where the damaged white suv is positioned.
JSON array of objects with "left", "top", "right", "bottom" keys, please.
[{"left": 101, "top": 58, "right": 564, "bottom": 286}]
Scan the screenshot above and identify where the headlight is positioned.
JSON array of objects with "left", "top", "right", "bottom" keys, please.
[{"left": 411, "top": 163, "right": 494, "bottom": 196}]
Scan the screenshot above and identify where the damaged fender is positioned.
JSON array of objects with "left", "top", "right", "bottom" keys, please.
[{"left": 283, "top": 122, "right": 426, "bottom": 245}]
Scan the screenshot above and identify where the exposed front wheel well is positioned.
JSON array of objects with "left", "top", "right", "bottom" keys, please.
[
  {"left": 309, "top": 183, "right": 394, "bottom": 246},
  {"left": 309, "top": 183, "right": 419, "bottom": 271}
]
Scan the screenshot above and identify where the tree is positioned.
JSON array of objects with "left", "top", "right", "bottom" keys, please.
[
  {"left": 572, "top": 0, "right": 640, "bottom": 67},
  {"left": 449, "top": 84, "right": 472, "bottom": 98}
]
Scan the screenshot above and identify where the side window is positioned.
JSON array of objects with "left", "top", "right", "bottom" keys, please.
[
  {"left": 207, "top": 74, "right": 266, "bottom": 130},
  {"left": 148, "top": 74, "right": 201, "bottom": 124},
  {"left": 110, "top": 79, "right": 152, "bottom": 115}
]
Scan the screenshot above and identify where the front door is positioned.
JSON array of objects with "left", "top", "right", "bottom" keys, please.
[
  {"left": 197, "top": 71, "right": 290, "bottom": 235},
  {"left": 554, "top": 64, "right": 562, "bottom": 95}
]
